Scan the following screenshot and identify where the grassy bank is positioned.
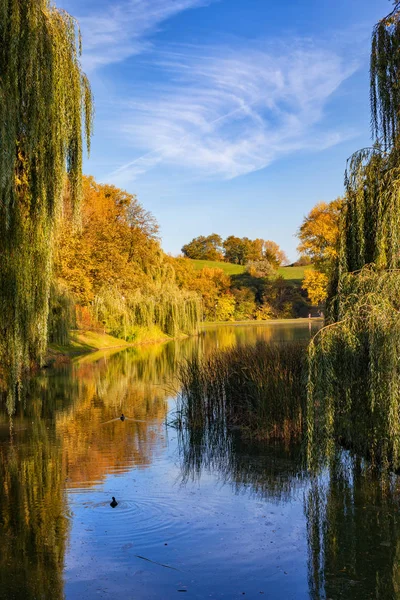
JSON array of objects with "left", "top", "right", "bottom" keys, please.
[
  {"left": 176, "top": 341, "right": 308, "bottom": 441},
  {"left": 48, "top": 326, "right": 172, "bottom": 360}
]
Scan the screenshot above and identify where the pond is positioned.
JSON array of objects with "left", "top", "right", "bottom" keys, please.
[{"left": 1, "top": 321, "right": 399, "bottom": 600}]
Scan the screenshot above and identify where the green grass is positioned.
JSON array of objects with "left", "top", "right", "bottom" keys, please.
[
  {"left": 278, "top": 265, "right": 313, "bottom": 284},
  {"left": 48, "top": 326, "right": 171, "bottom": 359},
  {"left": 191, "top": 259, "right": 245, "bottom": 275},
  {"left": 190, "top": 259, "right": 312, "bottom": 284},
  {"left": 49, "top": 330, "right": 131, "bottom": 357}
]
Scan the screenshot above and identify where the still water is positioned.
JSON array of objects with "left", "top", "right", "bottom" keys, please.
[{"left": 1, "top": 322, "right": 400, "bottom": 600}]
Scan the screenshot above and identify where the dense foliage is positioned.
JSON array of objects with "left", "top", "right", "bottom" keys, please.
[
  {"left": 298, "top": 198, "right": 343, "bottom": 304},
  {"left": 54, "top": 177, "right": 201, "bottom": 342},
  {"left": 307, "top": 2, "right": 400, "bottom": 469},
  {"left": 182, "top": 234, "right": 288, "bottom": 266},
  {"left": 181, "top": 234, "right": 224, "bottom": 261},
  {"left": 0, "top": 0, "right": 93, "bottom": 407}
]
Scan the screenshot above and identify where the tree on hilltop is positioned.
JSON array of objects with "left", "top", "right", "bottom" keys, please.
[{"left": 181, "top": 234, "right": 224, "bottom": 260}]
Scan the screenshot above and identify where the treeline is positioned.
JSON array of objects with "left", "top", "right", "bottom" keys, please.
[
  {"left": 49, "top": 176, "right": 201, "bottom": 344},
  {"left": 48, "top": 177, "right": 312, "bottom": 344},
  {"left": 182, "top": 233, "right": 288, "bottom": 266},
  {"left": 171, "top": 260, "right": 311, "bottom": 321}
]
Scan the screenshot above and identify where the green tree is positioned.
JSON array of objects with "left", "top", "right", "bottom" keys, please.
[
  {"left": 232, "top": 288, "right": 256, "bottom": 320},
  {"left": 308, "top": 2, "right": 400, "bottom": 469},
  {"left": 0, "top": 0, "right": 93, "bottom": 408},
  {"left": 223, "top": 236, "right": 249, "bottom": 264},
  {"left": 181, "top": 234, "right": 223, "bottom": 260}
]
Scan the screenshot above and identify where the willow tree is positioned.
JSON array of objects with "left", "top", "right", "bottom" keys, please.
[
  {"left": 0, "top": 0, "right": 93, "bottom": 409},
  {"left": 307, "top": 2, "right": 400, "bottom": 469}
]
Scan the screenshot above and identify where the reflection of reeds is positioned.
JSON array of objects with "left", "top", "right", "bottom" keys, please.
[{"left": 176, "top": 341, "right": 307, "bottom": 441}]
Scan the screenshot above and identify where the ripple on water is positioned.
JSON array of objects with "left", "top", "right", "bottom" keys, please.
[{"left": 75, "top": 490, "right": 232, "bottom": 551}]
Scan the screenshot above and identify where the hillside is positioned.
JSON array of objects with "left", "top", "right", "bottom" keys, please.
[
  {"left": 190, "top": 259, "right": 311, "bottom": 284},
  {"left": 191, "top": 259, "right": 246, "bottom": 275}
]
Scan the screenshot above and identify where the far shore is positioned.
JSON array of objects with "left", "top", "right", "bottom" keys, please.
[
  {"left": 45, "top": 318, "right": 324, "bottom": 364},
  {"left": 201, "top": 317, "right": 324, "bottom": 327}
]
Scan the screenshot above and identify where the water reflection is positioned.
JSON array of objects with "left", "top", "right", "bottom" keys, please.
[
  {"left": 0, "top": 416, "right": 67, "bottom": 600},
  {"left": 178, "top": 424, "right": 308, "bottom": 502},
  {"left": 5, "top": 322, "right": 399, "bottom": 600},
  {"left": 201, "top": 320, "right": 322, "bottom": 351},
  {"left": 306, "top": 451, "right": 400, "bottom": 600}
]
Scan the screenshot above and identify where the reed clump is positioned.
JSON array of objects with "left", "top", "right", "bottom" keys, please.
[{"left": 177, "top": 341, "right": 307, "bottom": 441}]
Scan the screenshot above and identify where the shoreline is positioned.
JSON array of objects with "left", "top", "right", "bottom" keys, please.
[
  {"left": 46, "top": 329, "right": 174, "bottom": 362},
  {"left": 201, "top": 317, "right": 324, "bottom": 327},
  {"left": 46, "top": 318, "right": 323, "bottom": 364}
]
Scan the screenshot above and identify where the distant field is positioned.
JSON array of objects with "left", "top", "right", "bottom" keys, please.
[
  {"left": 191, "top": 259, "right": 246, "bottom": 275},
  {"left": 278, "top": 265, "right": 312, "bottom": 284},
  {"left": 190, "top": 259, "right": 312, "bottom": 284}
]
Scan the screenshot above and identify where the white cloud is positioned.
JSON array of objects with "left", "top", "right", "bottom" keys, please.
[
  {"left": 76, "top": 0, "right": 210, "bottom": 71},
  {"left": 107, "top": 42, "right": 359, "bottom": 183}
]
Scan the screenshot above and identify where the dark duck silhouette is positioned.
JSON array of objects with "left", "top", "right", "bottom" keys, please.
[
  {"left": 100, "top": 414, "right": 146, "bottom": 425},
  {"left": 110, "top": 496, "right": 118, "bottom": 508}
]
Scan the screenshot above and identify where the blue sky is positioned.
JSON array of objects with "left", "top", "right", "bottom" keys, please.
[{"left": 61, "top": 0, "right": 389, "bottom": 261}]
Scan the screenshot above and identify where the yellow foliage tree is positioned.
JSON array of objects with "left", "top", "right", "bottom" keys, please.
[
  {"left": 302, "top": 270, "right": 328, "bottom": 305},
  {"left": 297, "top": 198, "right": 343, "bottom": 273}
]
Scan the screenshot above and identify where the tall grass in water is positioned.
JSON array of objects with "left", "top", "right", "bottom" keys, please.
[{"left": 177, "top": 341, "right": 307, "bottom": 441}]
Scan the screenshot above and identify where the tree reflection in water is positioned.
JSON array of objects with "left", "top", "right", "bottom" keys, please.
[
  {"left": 0, "top": 340, "right": 187, "bottom": 600},
  {"left": 0, "top": 416, "right": 67, "bottom": 600},
  {"left": 179, "top": 416, "right": 400, "bottom": 598},
  {"left": 306, "top": 451, "right": 400, "bottom": 600}
]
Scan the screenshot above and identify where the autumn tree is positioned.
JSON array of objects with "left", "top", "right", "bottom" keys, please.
[
  {"left": 181, "top": 234, "right": 223, "bottom": 260},
  {"left": 301, "top": 270, "right": 328, "bottom": 306},
  {"left": 297, "top": 198, "right": 343, "bottom": 305},
  {"left": 246, "top": 260, "right": 276, "bottom": 278},
  {"left": 297, "top": 198, "right": 343, "bottom": 273},
  {"left": 263, "top": 240, "right": 288, "bottom": 267},
  {"left": 55, "top": 177, "right": 201, "bottom": 338},
  {"left": 184, "top": 267, "right": 231, "bottom": 320},
  {"left": 0, "top": 0, "right": 93, "bottom": 407}
]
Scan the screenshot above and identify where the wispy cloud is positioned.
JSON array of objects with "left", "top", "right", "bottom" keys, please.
[
  {"left": 76, "top": 0, "right": 210, "bottom": 71},
  {"left": 107, "top": 41, "right": 359, "bottom": 183}
]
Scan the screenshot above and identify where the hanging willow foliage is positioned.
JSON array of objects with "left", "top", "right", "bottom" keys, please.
[
  {"left": 371, "top": 1, "right": 400, "bottom": 148},
  {"left": 308, "top": 2, "right": 400, "bottom": 470},
  {"left": 92, "top": 286, "right": 201, "bottom": 341},
  {"left": 0, "top": 0, "right": 93, "bottom": 409},
  {"left": 308, "top": 267, "right": 400, "bottom": 470}
]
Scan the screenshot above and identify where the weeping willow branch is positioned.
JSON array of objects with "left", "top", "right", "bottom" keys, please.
[
  {"left": 371, "top": 2, "right": 400, "bottom": 148},
  {"left": 0, "top": 0, "right": 93, "bottom": 411},
  {"left": 308, "top": 267, "right": 400, "bottom": 470}
]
